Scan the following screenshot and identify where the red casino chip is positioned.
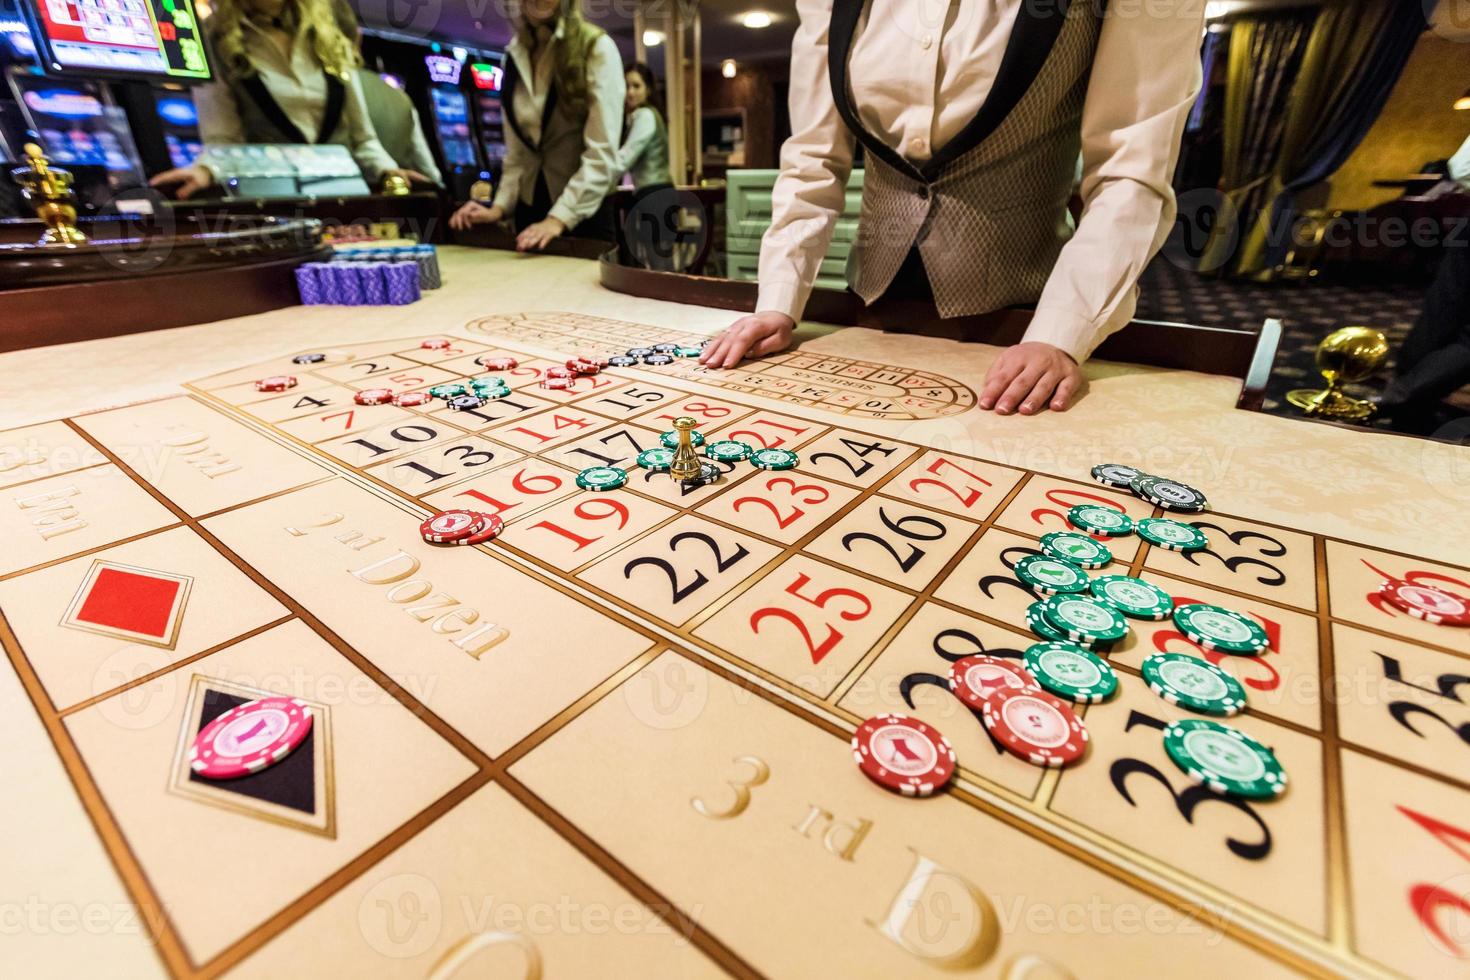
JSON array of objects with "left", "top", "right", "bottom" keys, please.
[
  {"left": 851, "top": 713, "right": 956, "bottom": 797},
  {"left": 420, "top": 339, "right": 451, "bottom": 350},
  {"left": 476, "top": 356, "right": 518, "bottom": 370},
  {"left": 578, "top": 356, "right": 610, "bottom": 369},
  {"left": 455, "top": 513, "right": 504, "bottom": 545},
  {"left": 189, "top": 696, "right": 313, "bottom": 780},
  {"left": 544, "top": 366, "right": 577, "bottom": 379},
  {"left": 253, "top": 375, "right": 297, "bottom": 392},
  {"left": 1378, "top": 579, "right": 1470, "bottom": 626},
  {"left": 569, "top": 360, "right": 600, "bottom": 375},
  {"left": 392, "top": 391, "right": 433, "bottom": 407},
  {"left": 420, "top": 509, "right": 486, "bottom": 543},
  {"left": 981, "top": 688, "right": 1088, "bottom": 767},
  {"left": 947, "top": 655, "right": 1038, "bottom": 711},
  {"left": 540, "top": 377, "right": 575, "bottom": 390},
  {"left": 354, "top": 387, "right": 394, "bottom": 406}
]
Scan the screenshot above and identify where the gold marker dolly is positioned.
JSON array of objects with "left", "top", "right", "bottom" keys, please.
[{"left": 669, "top": 416, "right": 702, "bottom": 482}]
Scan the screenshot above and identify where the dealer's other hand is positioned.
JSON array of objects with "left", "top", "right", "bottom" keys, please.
[
  {"left": 699, "top": 312, "right": 796, "bottom": 369},
  {"left": 448, "top": 201, "right": 505, "bottom": 231},
  {"left": 516, "top": 216, "right": 565, "bottom": 252},
  {"left": 979, "top": 342, "right": 1084, "bottom": 415}
]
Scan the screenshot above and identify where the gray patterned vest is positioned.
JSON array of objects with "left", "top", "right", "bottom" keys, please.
[{"left": 829, "top": 0, "right": 1103, "bottom": 316}]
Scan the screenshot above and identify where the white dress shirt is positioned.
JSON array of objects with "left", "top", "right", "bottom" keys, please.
[
  {"left": 193, "top": 20, "right": 398, "bottom": 180},
  {"left": 1449, "top": 133, "right": 1470, "bottom": 191},
  {"left": 759, "top": 0, "right": 1205, "bottom": 361},
  {"left": 491, "top": 22, "right": 624, "bottom": 229},
  {"left": 617, "top": 105, "right": 668, "bottom": 189}
]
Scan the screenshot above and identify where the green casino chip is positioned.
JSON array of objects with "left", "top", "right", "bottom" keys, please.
[
  {"left": 575, "top": 466, "right": 628, "bottom": 492},
  {"left": 1039, "top": 595, "right": 1130, "bottom": 644},
  {"left": 1172, "top": 603, "right": 1268, "bottom": 654},
  {"left": 1162, "top": 719, "right": 1287, "bottom": 799},
  {"left": 468, "top": 375, "right": 506, "bottom": 390},
  {"left": 1091, "top": 462, "right": 1145, "bottom": 488},
  {"left": 1142, "top": 653, "right": 1246, "bottom": 716},
  {"left": 1067, "top": 504, "right": 1134, "bottom": 537},
  {"left": 1026, "top": 602, "right": 1071, "bottom": 643},
  {"left": 636, "top": 448, "right": 675, "bottom": 470},
  {"left": 1013, "top": 555, "right": 1091, "bottom": 595},
  {"left": 1089, "top": 575, "right": 1173, "bottom": 620},
  {"left": 676, "top": 346, "right": 703, "bottom": 357},
  {"left": 1136, "top": 517, "right": 1208, "bottom": 552},
  {"left": 1040, "top": 531, "right": 1113, "bottom": 569},
  {"left": 478, "top": 386, "right": 512, "bottom": 400},
  {"left": 1023, "top": 642, "right": 1117, "bottom": 704},
  {"left": 704, "top": 440, "right": 754, "bottom": 463},
  {"left": 428, "top": 382, "right": 468, "bottom": 399},
  {"left": 750, "top": 448, "right": 800, "bottom": 470},
  {"left": 659, "top": 429, "right": 706, "bottom": 450}
]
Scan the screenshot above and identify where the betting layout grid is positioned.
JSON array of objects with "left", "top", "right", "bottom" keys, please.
[{"left": 189, "top": 331, "right": 1470, "bottom": 977}]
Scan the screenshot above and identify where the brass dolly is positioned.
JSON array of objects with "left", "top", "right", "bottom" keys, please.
[{"left": 10, "top": 142, "right": 88, "bottom": 246}]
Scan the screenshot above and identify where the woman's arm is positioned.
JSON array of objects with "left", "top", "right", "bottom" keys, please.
[
  {"left": 544, "top": 32, "right": 625, "bottom": 230},
  {"left": 615, "top": 105, "right": 657, "bottom": 176}
]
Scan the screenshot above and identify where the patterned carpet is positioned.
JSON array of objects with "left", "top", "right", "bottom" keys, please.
[{"left": 1133, "top": 258, "right": 1470, "bottom": 437}]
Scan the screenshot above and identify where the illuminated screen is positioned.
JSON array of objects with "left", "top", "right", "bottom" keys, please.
[
  {"left": 469, "top": 62, "right": 501, "bottom": 92},
  {"left": 430, "top": 84, "right": 476, "bottom": 168},
  {"left": 26, "top": 0, "right": 211, "bottom": 80}
]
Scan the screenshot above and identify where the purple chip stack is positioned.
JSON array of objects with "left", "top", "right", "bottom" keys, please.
[
  {"left": 328, "top": 262, "right": 365, "bottom": 305},
  {"left": 383, "top": 262, "right": 421, "bottom": 305},
  {"left": 304, "top": 262, "right": 339, "bottom": 304},
  {"left": 294, "top": 263, "right": 322, "bottom": 305},
  {"left": 360, "top": 263, "right": 388, "bottom": 305}
]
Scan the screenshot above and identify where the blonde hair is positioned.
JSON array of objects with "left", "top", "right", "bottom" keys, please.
[
  {"left": 516, "top": 0, "right": 605, "bottom": 118},
  {"left": 208, "top": 0, "right": 360, "bottom": 81}
]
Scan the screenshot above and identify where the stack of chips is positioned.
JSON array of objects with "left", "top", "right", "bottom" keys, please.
[
  {"left": 331, "top": 244, "right": 441, "bottom": 290},
  {"left": 293, "top": 261, "right": 422, "bottom": 306}
]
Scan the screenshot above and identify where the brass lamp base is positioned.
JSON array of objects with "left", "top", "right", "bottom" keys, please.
[{"left": 1285, "top": 386, "right": 1376, "bottom": 420}]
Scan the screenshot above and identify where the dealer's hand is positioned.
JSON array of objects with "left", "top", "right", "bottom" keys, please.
[
  {"left": 449, "top": 201, "right": 505, "bottom": 231},
  {"left": 516, "top": 216, "right": 566, "bottom": 251},
  {"left": 979, "top": 342, "right": 1085, "bottom": 415},
  {"left": 148, "top": 163, "right": 214, "bottom": 200},
  {"left": 383, "top": 167, "right": 432, "bottom": 187},
  {"left": 699, "top": 312, "right": 796, "bottom": 369}
]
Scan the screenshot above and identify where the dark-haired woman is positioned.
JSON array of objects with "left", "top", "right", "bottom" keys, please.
[
  {"left": 617, "top": 62, "right": 671, "bottom": 192},
  {"left": 447, "top": 0, "right": 623, "bottom": 250}
]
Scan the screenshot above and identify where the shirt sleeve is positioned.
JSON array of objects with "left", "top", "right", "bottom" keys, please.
[
  {"left": 755, "top": 0, "right": 856, "bottom": 322},
  {"left": 491, "top": 99, "right": 530, "bottom": 213},
  {"left": 1023, "top": 0, "right": 1206, "bottom": 362},
  {"left": 547, "top": 33, "right": 626, "bottom": 229},
  {"left": 1449, "top": 134, "right": 1470, "bottom": 192},
  {"left": 404, "top": 106, "right": 444, "bottom": 185},
  {"left": 616, "top": 105, "right": 656, "bottom": 176},
  {"left": 341, "top": 71, "right": 399, "bottom": 183}
]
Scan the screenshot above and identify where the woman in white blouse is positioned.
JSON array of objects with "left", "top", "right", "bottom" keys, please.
[
  {"left": 617, "top": 62, "right": 671, "bottom": 194},
  {"left": 700, "top": 0, "right": 1206, "bottom": 416},
  {"left": 149, "top": 0, "right": 427, "bottom": 198},
  {"left": 447, "top": 0, "right": 624, "bottom": 250}
]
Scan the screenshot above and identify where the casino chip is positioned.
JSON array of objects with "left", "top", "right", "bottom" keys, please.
[
  {"left": 1378, "top": 579, "right": 1470, "bottom": 626},
  {"left": 292, "top": 353, "right": 326, "bottom": 364},
  {"left": 981, "top": 687, "right": 1089, "bottom": 767},
  {"left": 420, "top": 338, "right": 451, "bottom": 350},
  {"left": 643, "top": 354, "right": 675, "bottom": 366},
  {"left": 1172, "top": 603, "right": 1268, "bottom": 654},
  {"left": 1013, "top": 554, "right": 1091, "bottom": 596},
  {"left": 421, "top": 509, "right": 485, "bottom": 543},
  {"left": 1067, "top": 504, "right": 1133, "bottom": 537},
  {"left": 608, "top": 355, "right": 639, "bottom": 367},
  {"left": 636, "top": 448, "right": 675, "bottom": 470},
  {"left": 469, "top": 375, "right": 505, "bottom": 390},
  {"left": 1039, "top": 595, "right": 1129, "bottom": 644},
  {"left": 189, "top": 696, "right": 314, "bottom": 780},
  {"left": 448, "top": 394, "right": 487, "bottom": 411},
  {"left": 653, "top": 342, "right": 680, "bottom": 353},
  {"left": 392, "top": 391, "right": 433, "bottom": 407},
  {"left": 545, "top": 366, "right": 577, "bottom": 379},
  {"left": 576, "top": 466, "right": 628, "bottom": 491},
  {"left": 1162, "top": 719, "right": 1287, "bottom": 799},
  {"left": 851, "top": 713, "right": 956, "bottom": 797},
  {"left": 354, "top": 388, "right": 394, "bottom": 406},
  {"left": 254, "top": 375, "right": 298, "bottom": 392},
  {"left": 540, "top": 377, "right": 575, "bottom": 390},
  {"left": 1136, "top": 517, "right": 1208, "bottom": 553},
  {"left": 947, "top": 655, "right": 1038, "bottom": 710},
  {"left": 1091, "top": 463, "right": 1145, "bottom": 488},
  {"left": 680, "top": 461, "right": 724, "bottom": 487},
  {"left": 476, "top": 356, "right": 518, "bottom": 370},
  {"left": 704, "top": 440, "right": 754, "bottom": 463},
  {"left": 676, "top": 346, "right": 702, "bottom": 358},
  {"left": 1130, "top": 474, "right": 1209, "bottom": 512},
  {"left": 456, "top": 513, "right": 505, "bottom": 546},
  {"left": 1023, "top": 642, "right": 1117, "bottom": 704},
  {"left": 428, "top": 382, "right": 468, "bottom": 399},
  {"left": 1089, "top": 575, "right": 1173, "bottom": 620},
  {"left": 1040, "top": 531, "right": 1112, "bottom": 569},
  {"left": 1026, "top": 601, "right": 1072, "bottom": 644},
  {"left": 749, "top": 448, "right": 799, "bottom": 470},
  {"left": 626, "top": 347, "right": 655, "bottom": 357},
  {"left": 659, "top": 429, "right": 706, "bottom": 449},
  {"left": 1142, "top": 653, "right": 1247, "bottom": 716}
]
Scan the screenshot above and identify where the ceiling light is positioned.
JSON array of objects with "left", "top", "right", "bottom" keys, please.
[
  {"left": 642, "top": 29, "right": 665, "bottom": 47},
  {"left": 721, "top": 59, "right": 737, "bottom": 78},
  {"left": 741, "top": 11, "right": 773, "bottom": 29}
]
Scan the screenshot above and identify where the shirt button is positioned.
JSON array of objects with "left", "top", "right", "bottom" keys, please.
[
  {"left": 921, "top": 35, "right": 933, "bottom": 49},
  {"left": 909, "top": 137, "right": 927, "bottom": 154}
]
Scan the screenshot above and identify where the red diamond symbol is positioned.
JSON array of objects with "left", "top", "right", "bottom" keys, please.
[{"left": 61, "top": 561, "right": 192, "bottom": 648}]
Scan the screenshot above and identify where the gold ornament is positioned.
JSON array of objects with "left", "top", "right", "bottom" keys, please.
[
  {"left": 10, "top": 143, "right": 88, "bottom": 246},
  {"left": 1286, "top": 326, "right": 1388, "bottom": 421}
]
